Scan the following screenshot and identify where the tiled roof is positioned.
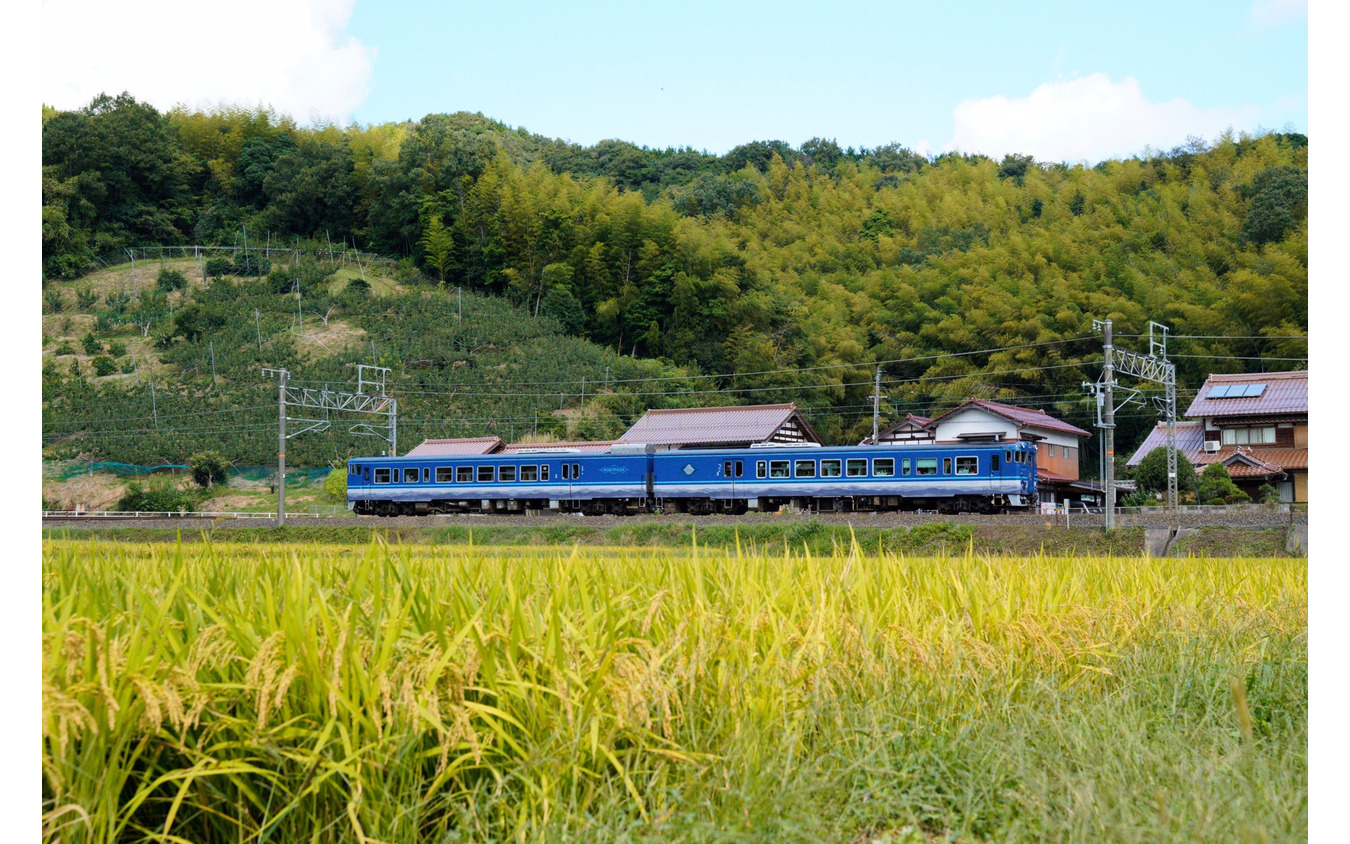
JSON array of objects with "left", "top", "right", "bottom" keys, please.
[
  {"left": 931, "top": 399, "right": 1092, "bottom": 438},
  {"left": 1126, "top": 422, "right": 1206, "bottom": 466},
  {"left": 1037, "top": 467, "right": 1075, "bottom": 482},
  {"left": 618, "top": 403, "right": 821, "bottom": 446},
  {"left": 1126, "top": 422, "right": 1307, "bottom": 473},
  {"left": 1185, "top": 370, "right": 1307, "bottom": 418},
  {"left": 501, "top": 440, "right": 615, "bottom": 453},
  {"left": 405, "top": 436, "right": 503, "bottom": 456}
]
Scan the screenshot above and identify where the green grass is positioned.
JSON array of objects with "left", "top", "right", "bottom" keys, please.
[{"left": 42, "top": 538, "right": 1306, "bottom": 841}]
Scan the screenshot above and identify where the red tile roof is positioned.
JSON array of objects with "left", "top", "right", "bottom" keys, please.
[
  {"left": 501, "top": 440, "right": 615, "bottom": 453},
  {"left": 1185, "top": 370, "right": 1307, "bottom": 418},
  {"left": 405, "top": 436, "right": 503, "bottom": 456},
  {"left": 618, "top": 403, "right": 821, "bottom": 447},
  {"left": 931, "top": 399, "right": 1092, "bottom": 438}
]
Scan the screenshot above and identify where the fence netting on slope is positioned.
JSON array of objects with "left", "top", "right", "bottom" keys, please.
[{"left": 49, "top": 461, "right": 331, "bottom": 485}]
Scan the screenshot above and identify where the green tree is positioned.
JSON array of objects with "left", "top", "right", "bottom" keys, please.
[
  {"left": 189, "top": 451, "right": 229, "bottom": 488},
  {"left": 1131, "top": 447, "right": 1197, "bottom": 496},
  {"left": 1241, "top": 166, "right": 1307, "bottom": 246},
  {"left": 157, "top": 267, "right": 187, "bottom": 291},
  {"left": 323, "top": 467, "right": 348, "bottom": 503},
  {"left": 419, "top": 215, "right": 455, "bottom": 282}
]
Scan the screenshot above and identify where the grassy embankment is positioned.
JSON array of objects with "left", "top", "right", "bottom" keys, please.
[{"left": 43, "top": 538, "right": 1306, "bottom": 841}]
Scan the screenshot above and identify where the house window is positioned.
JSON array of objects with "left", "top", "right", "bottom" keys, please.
[
  {"left": 1046, "top": 444, "right": 1055, "bottom": 458},
  {"left": 436, "top": 467, "right": 453, "bottom": 483},
  {"left": 955, "top": 456, "right": 978, "bottom": 475},
  {"left": 846, "top": 458, "right": 867, "bottom": 477},
  {"left": 457, "top": 467, "right": 473, "bottom": 483},
  {"left": 1222, "top": 426, "right": 1275, "bottom": 445},
  {"left": 915, "top": 458, "right": 937, "bottom": 476},
  {"left": 795, "top": 460, "right": 816, "bottom": 478},
  {"left": 520, "top": 465, "right": 538, "bottom": 482},
  {"left": 874, "top": 458, "right": 895, "bottom": 477},
  {"left": 373, "top": 468, "right": 391, "bottom": 484},
  {"left": 820, "top": 459, "right": 842, "bottom": 478},
  {"left": 499, "top": 465, "right": 517, "bottom": 482},
  {"left": 769, "top": 460, "right": 790, "bottom": 478},
  {"left": 757, "top": 461, "right": 767, "bottom": 479},
  {"left": 477, "top": 465, "right": 495, "bottom": 483}
]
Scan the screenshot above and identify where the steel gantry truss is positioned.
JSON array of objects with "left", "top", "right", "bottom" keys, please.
[
  {"left": 262, "top": 364, "right": 396, "bottom": 525},
  {"left": 1085, "top": 320, "right": 1179, "bottom": 531}
]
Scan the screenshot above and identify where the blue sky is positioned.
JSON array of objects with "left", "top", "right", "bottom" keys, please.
[{"left": 41, "top": 0, "right": 1308, "bottom": 162}]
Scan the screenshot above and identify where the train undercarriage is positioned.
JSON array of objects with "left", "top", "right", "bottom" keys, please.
[{"left": 353, "top": 493, "right": 1019, "bottom": 517}]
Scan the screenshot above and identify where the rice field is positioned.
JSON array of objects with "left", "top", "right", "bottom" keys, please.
[{"left": 42, "top": 536, "right": 1307, "bottom": 842}]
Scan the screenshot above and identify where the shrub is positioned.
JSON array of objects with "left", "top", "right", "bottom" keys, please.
[
  {"left": 157, "top": 268, "right": 188, "bottom": 292},
  {"left": 189, "top": 451, "right": 230, "bottom": 488},
  {"left": 107, "top": 340, "right": 126, "bottom": 358},
  {"left": 1198, "top": 462, "right": 1250, "bottom": 504},
  {"left": 53, "top": 340, "right": 76, "bottom": 356},
  {"left": 44, "top": 289, "right": 65, "bottom": 313},
  {"left": 82, "top": 332, "right": 103, "bottom": 355},
  {"left": 323, "top": 467, "right": 348, "bottom": 503},
  {"left": 75, "top": 287, "right": 99, "bottom": 310},
  {"left": 92, "top": 357, "right": 117, "bottom": 377},
  {"left": 1258, "top": 483, "right": 1283, "bottom": 504},
  {"left": 204, "top": 257, "right": 234, "bottom": 279},
  {"left": 1120, "top": 490, "right": 1160, "bottom": 507},
  {"left": 117, "top": 480, "right": 204, "bottom": 513},
  {"left": 121, "top": 358, "right": 137, "bottom": 375},
  {"left": 1131, "top": 447, "right": 1197, "bottom": 496},
  {"left": 233, "top": 253, "right": 271, "bottom": 277}
]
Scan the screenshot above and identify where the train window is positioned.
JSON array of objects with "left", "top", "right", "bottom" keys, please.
[
  {"left": 373, "top": 468, "right": 391, "bottom": 484},
  {"left": 756, "top": 461, "right": 767, "bottom": 479},
  {"left": 1016, "top": 451, "right": 1025, "bottom": 464},
  {"left": 422, "top": 467, "right": 431, "bottom": 483},
  {"left": 874, "top": 458, "right": 895, "bottom": 477},
  {"left": 477, "top": 466, "right": 495, "bottom": 483},
  {"left": 363, "top": 468, "right": 370, "bottom": 482},
  {"left": 436, "top": 467, "right": 453, "bottom": 483},
  {"left": 846, "top": 458, "right": 867, "bottom": 477},
  {"left": 562, "top": 464, "right": 570, "bottom": 480},
  {"left": 769, "top": 460, "right": 790, "bottom": 478},
  {"left": 991, "top": 454, "right": 1000, "bottom": 471},
  {"left": 499, "top": 465, "right": 517, "bottom": 482},
  {"left": 820, "top": 459, "right": 841, "bottom": 478},
  {"left": 915, "top": 458, "right": 937, "bottom": 476},
  {"left": 540, "top": 464, "right": 550, "bottom": 481},
  {"left": 735, "top": 461, "right": 744, "bottom": 478},
  {"left": 520, "top": 465, "right": 538, "bottom": 482},
  {"left": 955, "top": 456, "right": 978, "bottom": 475},
  {"left": 724, "top": 461, "right": 733, "bottom": 477},
  {"left": 942, "top": 458, "right": 952, "bottom": 475},
  {"left": 572, "top": 463, "right": 581, "bottom": 478},
  {"left": 902, "top": 458, "right": 911, "bottom": 476},
  {"left": 402, "top": 469, "right": 417, "bottom": 484},
  {"left": 795, "top": 460, "right": 816, "bottom": 478},
  {"left": 1006, "top": 450, "right": 1013, "bottom": 464},
  {"left": 349, "top": 464, "right": 357, "bottom": 475},
  {"left": 457, "top": 467, "right": 473, "bottom": 483}
]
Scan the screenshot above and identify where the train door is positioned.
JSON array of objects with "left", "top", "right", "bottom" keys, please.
[
  {"left": 722, "top": 459, "right": 745, "bottom": 501},
  {"left": 991, "top": 449, "right": 1004, "bottom": 496}
]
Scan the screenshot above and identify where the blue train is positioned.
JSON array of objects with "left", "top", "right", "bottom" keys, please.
[{"left": 346, "top": 440, "right": 1038, "bottom": 516}]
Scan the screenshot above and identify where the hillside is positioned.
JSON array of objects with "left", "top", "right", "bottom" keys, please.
[{"left": 42, "top": 96, "right": 1309, "bottom": 468}]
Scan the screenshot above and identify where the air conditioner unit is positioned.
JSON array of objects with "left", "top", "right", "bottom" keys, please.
[{"left": 1203, "top": 440, "right": 1220, "bottom": 453}]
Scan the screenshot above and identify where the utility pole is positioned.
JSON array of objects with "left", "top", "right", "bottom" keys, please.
[
  {"left": 1102, "top": 319, "right": 1116, "bottom": 530},
  {"left": 457, "top": 287, "right": 462, "bottom": 329},
  {"left": 149, "top": 381, "right": 158, "bottom": 429},
  {"left": 210, "top": 340, "right": 217, "bottom": 387},
  {"left": 871, "top": 366, "right": 883, "bottom": 445},
  {"left": 263, "top": 368, "right": 288, "bottom": 526},
  {"left": 255, "top": 308, "right": 262, "bottom": 351}
]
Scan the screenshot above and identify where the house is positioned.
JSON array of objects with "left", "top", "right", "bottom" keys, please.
[
  {"left": 616, "top": 403, "right": 823, "bottom": 450},
  {"left": 1126, "top": 369, "right": 1308, "bottom": 502},
  {"left": 870, "top": 398, "right": 1096, "bottom": 507}
]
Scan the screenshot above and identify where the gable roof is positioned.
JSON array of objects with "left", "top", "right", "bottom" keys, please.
[
  {"left": 501, "top": 440, "right": 615, "bottom": 453},
  {"left": 405, "top": 436, "right": 503, "bottom": 457},
  {"left": 929, "top": 398, "right": 1092, "bottom": 438},
  {"left": 618, "top": 403, "right": 822, "bottom": 447},
  {"left": 1184, "top": 370, "right": 1307, "bottom": 418},
  {"left": 1126, "top": 421, "right": 1305, "bottom": 473}
]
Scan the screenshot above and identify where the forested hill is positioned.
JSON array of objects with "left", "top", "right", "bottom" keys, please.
[{"left": 42, "top": 94, "right": 1307, "bottom": 467}]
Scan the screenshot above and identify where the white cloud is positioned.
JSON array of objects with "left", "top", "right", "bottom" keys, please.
[
  {"left": 42, "top": 0, "right": 375, "bottom": 123},
  {"left": 948, "top": 74, "right": 1259, "bottom": 163},
  {"left": 1249, "top": 0, "right": 1307, "bottom": 28}
]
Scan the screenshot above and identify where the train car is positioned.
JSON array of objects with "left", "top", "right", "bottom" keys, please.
[
  {"left": 649, "top": 440, "right": 1036, "bottom": 514},
  {"left": 348, "top": 440, "right": 1036, "bottom": 516}
]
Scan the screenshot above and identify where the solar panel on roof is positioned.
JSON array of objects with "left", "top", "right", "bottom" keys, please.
[
  {"left": 1208, "top": 385, "right": 1231, "bottom": 398},
  {"left": 1242, "top": 384, "right": 1266, "bottom": 397}
]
